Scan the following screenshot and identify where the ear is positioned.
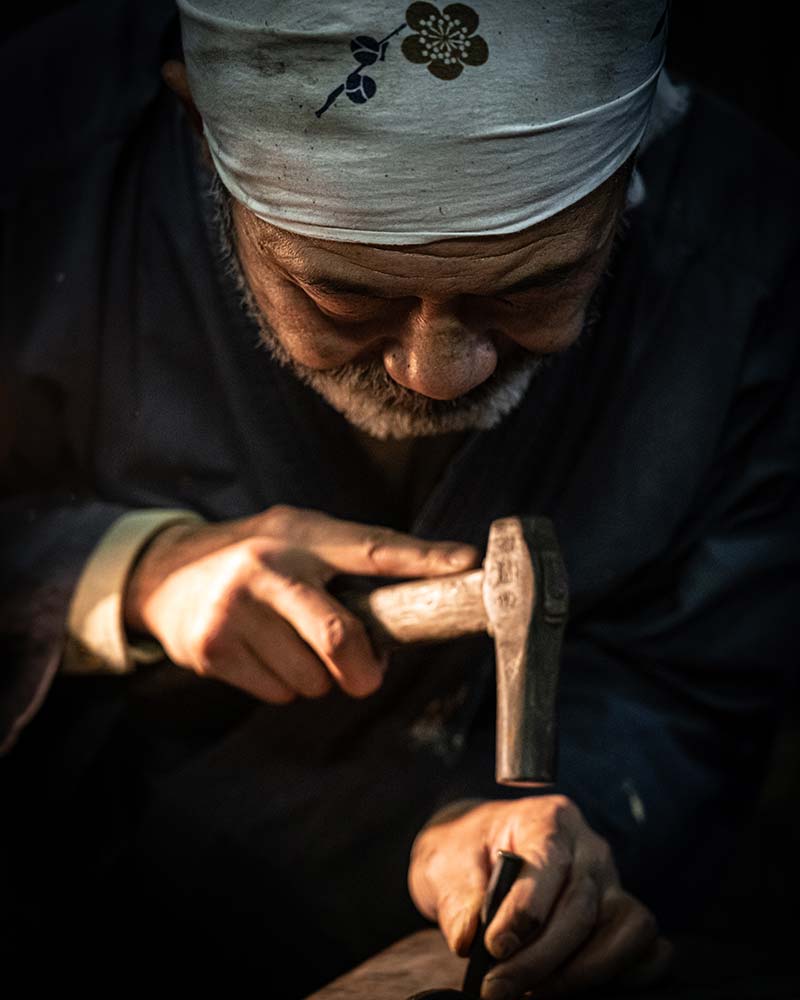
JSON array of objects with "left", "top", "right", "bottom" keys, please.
[{"left": 161, "top": 59, "right": 213, "bottom": 165}]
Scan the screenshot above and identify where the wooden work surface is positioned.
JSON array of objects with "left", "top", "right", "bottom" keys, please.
[
  {"left": 305, "top": 927, "right": 800, "bottom": 1000},
  {"left": 306, "top": 929, "right": 463, "bottom": 999}
]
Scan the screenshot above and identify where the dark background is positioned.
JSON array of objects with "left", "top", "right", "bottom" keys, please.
[{"left": 668, "top": 3, "right": 797, "bottom": 154}]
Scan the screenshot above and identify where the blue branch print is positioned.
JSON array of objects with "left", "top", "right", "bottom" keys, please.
[{"left": 315, "top": 21, "right": 407, "bottom": 118}]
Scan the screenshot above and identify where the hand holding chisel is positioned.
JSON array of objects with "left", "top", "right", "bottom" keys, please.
[{"left": 408, "top": 850, "right": 524, "bottom": 1000}]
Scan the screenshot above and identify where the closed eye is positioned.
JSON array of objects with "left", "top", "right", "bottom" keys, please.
[
  {"left": 298, "top": 255, "right": 591, "bottom": 304},
  {"left": 494, "top": 262, "right": 586, "bottom": 298}
]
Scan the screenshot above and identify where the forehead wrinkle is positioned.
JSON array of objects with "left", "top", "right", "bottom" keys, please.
[
  {"left": 293, "top": 249, "right": 514, "bottom": 294},
  {"left": 314, "top": 215, "right": 597, "bottom": 263},
  {"left": 238, "top": 176, "right": 622, "bottom": 295},
  {"left": 298, "top": 260, "right": 483, "bottom": 296},
  {"left": 277, "top": 226, "right": 604, "bottom": 298}
]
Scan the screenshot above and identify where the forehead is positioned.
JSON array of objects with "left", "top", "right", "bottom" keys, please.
[{"left": 234, "top": 165, "right": 627, "bottom": 288}]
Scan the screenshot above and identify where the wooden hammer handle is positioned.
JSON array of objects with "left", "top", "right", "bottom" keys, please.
[{"left": 337, "top": 569, "right": 487, "bottom": 649}]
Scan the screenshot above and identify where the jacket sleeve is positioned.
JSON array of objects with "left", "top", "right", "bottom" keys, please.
[
  {"left": 0, "top": 383, "right": 204, "bottom": 753},
  {"left": 0, "top": 495, "right": 128, "bottom": 754},
  {"left": 0, "top": 295, "right": 204, "bottom": 751},
  {"left": 0, "top": 315, "right": 126, "bottom": 754}
]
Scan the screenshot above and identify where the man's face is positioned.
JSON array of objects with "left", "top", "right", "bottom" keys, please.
[{"left": 225, "top": 164, "right": 630, "bottom": 439}]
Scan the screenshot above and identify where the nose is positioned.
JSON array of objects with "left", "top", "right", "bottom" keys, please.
[{"left": 382, "top": 301, "right": 498, "bottom": 400}]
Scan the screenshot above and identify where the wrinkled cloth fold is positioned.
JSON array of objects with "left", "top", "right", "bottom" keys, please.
[{"left": 178, "top": 0, "right": 668, "bottom": 243}]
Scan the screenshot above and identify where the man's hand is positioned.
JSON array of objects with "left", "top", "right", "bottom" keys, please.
[
  {"left": 408, "top": 797, "right": 673, "bottom": 999},
  {"left": 123, "top": 504, "right": 478, "bottom": 703}
]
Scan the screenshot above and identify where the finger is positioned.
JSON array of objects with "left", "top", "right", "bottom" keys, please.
[
  {"left": 484, "top": 818, "right": 577, "bottom": 961},
  {"left": 519, "top": 899, "right": 666, "bottom": 999},
  {"left": 410, "top": 843, "right": 486, "bottom": 953},
  {"left": 482, "top": 874, "right": 601, "bottom": 999},
  {"left": 440, "top": 883, "right": 487, "bottom": 957},
  {"left": 240, "top": 606, "right": 333, "bottom": 699},
  {"left": 254, "top": 569, "right": 385, "bottom": 697},
  {"left": 273, "top": 508, "right": 479, "bottom": 578},
  {"left": 409, "top": 833, "right": 488, "bottom": 956},
  {"left": 213, "top": 639, "right": 297, "bottom": 704},
  {"left": 483, "top": 858, "right": 567, "bottom": 961}
]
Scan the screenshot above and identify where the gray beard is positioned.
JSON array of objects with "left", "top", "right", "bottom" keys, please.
[
  {"left": 210, "top": 177, "right": 563, "bottom": 440},
  {"left": 272, "top": 352, "right": 544, "bottom": 440}
]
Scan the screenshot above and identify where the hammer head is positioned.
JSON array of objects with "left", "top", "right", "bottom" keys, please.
[
  {"left": 483, "top": 517, "right": 568, "bottom": 786},
  {"left": 331, "top": 514, "right": 568, "bottom": 787}
]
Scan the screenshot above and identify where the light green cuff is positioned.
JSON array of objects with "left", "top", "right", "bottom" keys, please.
[{"left": 63, "top": 509, "right": 206, "bottom": 675}]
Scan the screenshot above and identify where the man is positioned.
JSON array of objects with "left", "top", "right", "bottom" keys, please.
[{"left": 1, "top": 1, "right": 797, "bottom": 995}]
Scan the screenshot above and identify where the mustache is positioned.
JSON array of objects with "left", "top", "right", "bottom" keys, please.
[
  {"left": 253, "top": 317, "right": 548, "bottom": 438},
  {"left": 306, "top": 343, "right": 545, "bottom": 416}
]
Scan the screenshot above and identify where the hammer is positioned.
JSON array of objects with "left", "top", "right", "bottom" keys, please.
[{"left": 335, "top": 516, "right": 568, "bottom": 786}]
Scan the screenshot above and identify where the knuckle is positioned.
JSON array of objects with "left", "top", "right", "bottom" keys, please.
[
  {"left": 318, "top": 611, "right": 362, "bottom": 660},
  {"left": 260, "top": 503, "right": 299, "bottom": 537},
  {"left": 193, "top": 657, "right": 214, "bottom": 679},
  {"left": 237, "top": 535, "right": 276, "bottom": 563},
  {"left": 547, "top": 793, "right": 574, "bottom": 821},
  {"left": 217, "top": 540, "right": 264, "bottom": 586},
  {"left": 536, "top": 830, "right": 572, "bottom": 873},
  {"left": 218, "top": 577, "right": 251, "bottom": 613},
  {"left": 416, "top": 543, "right": 439, "bottom": 561},
  {"left": 572, "top": 878, "right": 600, "bottom": 929},
  {"left": 592, "top": 834, "right": 614, "bottom": 870},
  {"left": 318, "top": 612, "right": 352, "bottom": 659},
  {"left": 228, "top": 535, "right": 280, "bottom": 592},
  {"left": 203, "top": 574, "right": 250, "bottom": 628},
  {"left": 549, "top": 843, "right": 574, "bottom": 876},
  {"left": 194, "top": 627, "right": 227, "bottom": 675},
  {"left": 281, "top": 574, "right": 314, "bottom": 601},
  {"left": 362, "top": 529, "right": 396, "bottom": 566}
]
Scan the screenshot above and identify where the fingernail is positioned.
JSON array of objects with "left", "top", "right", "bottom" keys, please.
[
  {"left": 446, "top": 547, "right": 474, "bottom": 567},
  {"left": 482, "top": 977, "right": 514, "bottom": 1000},
  {"left": 492, "top": 931, "right": 521, "bottom": 960}
]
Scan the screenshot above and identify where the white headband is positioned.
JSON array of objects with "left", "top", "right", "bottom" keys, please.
[{"left": 178, "top": 0, "right": 668, "bottom": 244}]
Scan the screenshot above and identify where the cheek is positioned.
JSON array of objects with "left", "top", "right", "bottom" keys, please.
[
  {"left": 256, "top": 286, "right": 383, "bottom": 369},
  {"left": 490, "top": 298, "right": 590, "bottom": 355},
  {"left": 507, "top": 308, "right": 587, "bottom": 353},
  {"left": 499, "top": 262, "right": 610, "bottom": 354}
]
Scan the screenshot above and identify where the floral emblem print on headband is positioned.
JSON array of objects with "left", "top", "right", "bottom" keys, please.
[
  {"left": 315, "top": 2, "right": 489, "bottom": 117},
  {"left": 402, "top": 2, "right": 489, "bottom": 79}
]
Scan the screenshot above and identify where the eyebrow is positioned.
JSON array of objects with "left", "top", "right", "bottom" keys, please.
[{"left": 297, "top": 252, "right": 596, "bottom": 300}]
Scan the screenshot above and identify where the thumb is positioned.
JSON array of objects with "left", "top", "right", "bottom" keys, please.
[
  {"left": 438, "top": 886, "right": 486, "bottom": 956},
  {"left": 409, "top": 835, "right": 488, "bottom": 955}
]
